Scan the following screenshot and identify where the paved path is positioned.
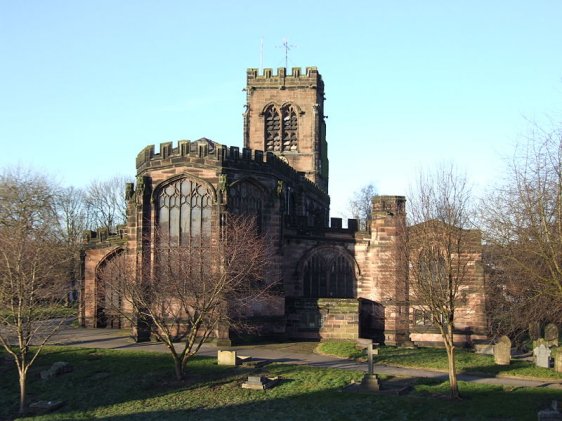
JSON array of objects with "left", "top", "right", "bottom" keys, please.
[{"left": 50, "top": 326, "right": 562, "bottom": 390}]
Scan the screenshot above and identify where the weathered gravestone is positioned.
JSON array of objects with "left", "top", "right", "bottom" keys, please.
[
  {"left": 360, "top": 342, "right": 380, "bottom": 392},
  {"left": 40, "top": 362, "right": 73, "bottom": 380},
  {"left": 545, "top": 323, "right": 559, "bottom": 347},
  {"left": 493, "top": 336, "right": 511, "bottom": 365},
  {"left": 241, "top": 375, "right": 280, "bottom": 390},
  {"left": 529, "top": 322, "right": 541, "bottom": 341},
  {"left": 217, "top": 350, "right": 237, "bottom": 366},
  {"left": 535, "top": 344, "right": 552, "bottom": 368}
]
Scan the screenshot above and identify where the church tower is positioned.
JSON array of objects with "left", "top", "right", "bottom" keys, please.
[{"left": 244, "top": 67, "right": 329, "bottom": 193}]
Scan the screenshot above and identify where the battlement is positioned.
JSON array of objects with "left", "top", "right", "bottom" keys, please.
[
  {"left": 247, "top": 66, "right": 319, "bottom": 79},
  {"left": 246, "top": 67, "right": 323, "bottom": 90},
  {"left": 135, "top": 138, "right": 325, "bottom": 196},
  {"left": 83, "top": 226, "right": 127, "bottom": 248},
  {"left": 372, "top": 195, "right": 406, "bottom": 216}
]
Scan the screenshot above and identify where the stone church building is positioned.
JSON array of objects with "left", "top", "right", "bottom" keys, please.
[{"left": 83, "top": 67, "right": 487, "bottom": 346}]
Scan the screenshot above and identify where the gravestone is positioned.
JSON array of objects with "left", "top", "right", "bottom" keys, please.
[
  {"left": 217, "top": 350, "right": 237, "bottom": 366},
  {"left": 360, "top": 342, "right": 380, "bottom": 392},
  {"left": 493, "top": 336, "right": 511, "bottom": 365},
  {"left": 535, "top": 344, "right": 552, "bottom": 368},
  {"left": 529, "top": 322, "right": 541, "bottom": 341},
  {"left": 545, "top": 323, "right": 559, "bottom": 347},
  {"left": 241, "top": 375, "right": 279, "bottom": 390},
  {"left": 40, "top": 362, "right": 73, "bottom": 380}
]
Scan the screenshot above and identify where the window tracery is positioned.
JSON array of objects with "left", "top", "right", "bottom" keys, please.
[
  {"left": 303, "top": 250, "right": 355, "bottom": 298},
  {"left": 264, "top": 105, "right": 281, "bottom": 152},
  {"left": 264, "top": 104, "right": 298, "bottom": 153},
  {"left": 281, "top": 104, "right": 298, "bottom": 152},
  {"left": 228, "top": 181, "right": 264, "bottom": 232},
  {"left": 157, "top": 177, "right": 213, "bottom": 245}
]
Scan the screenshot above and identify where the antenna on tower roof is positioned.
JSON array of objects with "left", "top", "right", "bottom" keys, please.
[{"left": 259, "top": 37, "right": 264, "bottom": 71}]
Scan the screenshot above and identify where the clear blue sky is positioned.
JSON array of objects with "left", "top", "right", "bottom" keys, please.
[{"left": 1, "top": 1, "right": 561, "bottom": 217}]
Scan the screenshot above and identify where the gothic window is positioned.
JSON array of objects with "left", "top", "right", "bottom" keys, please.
[
  {"left": 303, "top": 250, "right": 355, "bottom": 298},
  {"left": 264, "top": 104, "right": 298, "bottom": 153},
  {"left": 264, "top": 105, "right": 281, "bottom": 152},
  {"left": 157, "top": 177, "right": 213, "bottom": 245},
  {"left": 228, "top": 181, "right": 264, "bottom": 232},
  {"left": 281, "top": 104, "right": 298, "bottom": 152}
]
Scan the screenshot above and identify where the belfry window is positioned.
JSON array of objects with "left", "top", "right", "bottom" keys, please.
[
  {"left": 264, "top": 105, "right": 281, "bottom": 152},
  {"left": 157, "top": 177, "right": 213, "bottom": 245},
  {"left": 281, "top": 105, "right": 298, "bottom": 151},
  {"left": 264, "top": 104, "right": 298, "bottom": 153},
  {"left": 303, "top": 250, "right": 355, "bottom": 298}
]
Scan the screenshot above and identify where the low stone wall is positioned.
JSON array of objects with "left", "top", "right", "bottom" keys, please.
[{"left": 286, "top": 298, "right": 359, "bottom": 340}]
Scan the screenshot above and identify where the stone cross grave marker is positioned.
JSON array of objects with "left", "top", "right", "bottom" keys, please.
[
  {"left": 535, "top": 344, "right": 552, "bottom": 369},
  {"left": 493, "top": 335, "right": 511, "bottom": 365},
  {"left": 545, "top": 323, "right": 559, "bottom": 347},
  {"left": 360, "top": 343, "right": 380, "bottom": 392}
]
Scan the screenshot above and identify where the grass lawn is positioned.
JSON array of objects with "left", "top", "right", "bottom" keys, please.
[
  {"left": 317, "top": 341, "right": 562, "bottom": 380},
  {"left": 1, "top": 346, "right": 560, "bottom": 420}
]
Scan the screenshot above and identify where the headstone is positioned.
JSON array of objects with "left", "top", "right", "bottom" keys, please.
[
  {"left": 529, "top": 322, "right": 541, "bottom": 341},
  {"left": 29, "top": 400, "right": 65, "bottom": 413},
  {"left": 241, "top": 375, "right": 279, "bottom": 390},
  {"left": 545, "top": 323, "right": 559, "bottom": 347},
  {"left": 217, "top": 350, "right": 238, "bottom": 366},
  {"left": 535, "top": 344, "right": 552, "bottom": 368},
  {"left": 493, "top": 336, "right": 511, "bottom": 365},
  {"left": 40, "top": 362, "right": 73, "bottom": 380}
]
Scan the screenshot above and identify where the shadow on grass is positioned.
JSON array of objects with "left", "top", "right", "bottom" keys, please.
[{"left": 1, "top": 347, "right": 560, "bottom": 420}]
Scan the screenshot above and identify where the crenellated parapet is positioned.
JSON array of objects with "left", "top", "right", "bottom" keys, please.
[
  {"left": 246, "top": 67, "right": 324, "bottom": 91},
  {"left": 83, "top": 226, "right": 127, "bottom": 248},
  {"left": 135, "top": 138, "right": 325, "bottom": 196}
]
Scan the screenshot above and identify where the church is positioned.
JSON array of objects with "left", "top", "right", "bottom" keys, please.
[{"left": 82, "top": 67, "right": 487, "bottom": 346}]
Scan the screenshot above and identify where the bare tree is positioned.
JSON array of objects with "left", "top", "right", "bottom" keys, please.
[
  {"left": 54, "top": 186, "right": 89, "bottom": 303},
  {"left": 349, "top": 183, "right": 377, "bottom": 230},
  {"left": 85, "top": 175, "right": 130, "bottom": 233},
  {"left": 481, "top": 125, "right": 562, "bottom": 339},
  {"left": 404, "top": 165, "right": 473, "bottom": 399},
  {"left": 99, "top": 214, "right": 275, "bottom": 380},
  {"left": 0, "top": 168, "right": 69, "bottom": 415}
]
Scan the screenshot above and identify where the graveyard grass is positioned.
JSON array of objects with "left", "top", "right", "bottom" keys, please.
[
  {"left": 1, "top": 347, "right": 561, "bottom": 420},
  {"left": 317, "top": 341, "right": 562, "bottom": 380}
]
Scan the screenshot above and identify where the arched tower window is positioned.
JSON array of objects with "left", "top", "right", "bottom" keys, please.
[
  {"left": 264, "top": 104, "right": 298, "bottom": 153},
  {"left": 281, "top": 104, "right": 298, "bottom": 152},
  {"left": 302, "top": 249, "right": 355, "bottom": 298},
  {"left": 264, "top": 105, "right": 281, "bottom": 152},
  {"left": 157, "top": 177, "right": 213, "bottom": 245}
]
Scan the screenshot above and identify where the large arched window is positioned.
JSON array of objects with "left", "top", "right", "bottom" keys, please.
[
  {"left": 228, "top": 180, "right": 264, "bottom": 232},
  {"left": 303, "top": 249, "right": 355, "bottom": 298},
  {"left": 157, "top": 177, "right": 213, "bottom": 245}
]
